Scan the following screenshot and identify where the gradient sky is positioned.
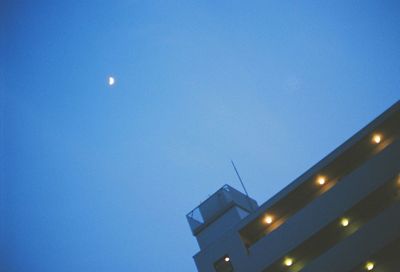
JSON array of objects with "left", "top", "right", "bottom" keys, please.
[{"left": 1, "top": 1, "right": 400, "bottom": 271}]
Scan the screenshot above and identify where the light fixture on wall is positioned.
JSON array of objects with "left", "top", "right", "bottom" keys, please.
[
  {"left": 365, "top": 261, "right": 375, "bottom": 271},
  {"left": 264, "top": 215, "right": 273, "bottom": 224},
  {"left": 283, "top": 257, "right": 293, "bottom": 267},
  {"left": 372, "top": 134, "right": 381, "bottom": 144},
  {"left": 317, "top": 176, "right": 327, "bottom": 186},
  {"left": 340, "top": 218, "right": 350, "bottom": 227}
]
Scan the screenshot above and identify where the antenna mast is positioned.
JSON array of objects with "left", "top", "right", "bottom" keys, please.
[{"left": 231, "top": 160, "right": 255, "bottom": 212}]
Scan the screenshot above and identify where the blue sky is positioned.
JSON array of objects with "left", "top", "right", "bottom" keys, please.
[{"left": 1, "top": 1, "right": 399, "bottom": 271}]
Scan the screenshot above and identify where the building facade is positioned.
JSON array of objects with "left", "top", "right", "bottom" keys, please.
[{"left": 186, "top": 100, "right": 400, "bottom": 272}]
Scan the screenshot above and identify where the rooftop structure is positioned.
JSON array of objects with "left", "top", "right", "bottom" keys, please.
[{"left": 186, "top": 100, "right": 400, "bottom": 272}]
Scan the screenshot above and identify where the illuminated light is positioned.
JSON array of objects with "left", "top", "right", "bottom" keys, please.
[
  {"left": 224, "top": 257, "right": 230, "bottom": 262},
  {"left": 264, "top": 215, "right": 273, "bottom": 224},
  {"left": 284, "top": 257, "right": 293, "bottom": 267},
  {"left": 108, "top": 76, "right": 115, "bottom": 86},
  {"left": 365, "top": 261, "right": 374, "bottom": 270},
  {"left": 372, "top": 134, "right": 381, "bottom": 144},
  {"left": 317, "top": 176, "right": 326, "bottom": 186},
  {"left": 341, "top": 218, "right": 349, "bottom": 227}
]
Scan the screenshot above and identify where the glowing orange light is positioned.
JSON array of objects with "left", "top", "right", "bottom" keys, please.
[
  {"left": 264, "top": 215, "right": 273, "bottom": 224},
  {"left": 372, "top": 134, "right": 381, "bottom": 144},
  {"left": 317, "top": 176, "right": 326, "bottom": 186}
]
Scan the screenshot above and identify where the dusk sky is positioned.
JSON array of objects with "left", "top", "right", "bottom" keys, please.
[{"left": 1, "top": 1, "right": 400, "bottom": 271}]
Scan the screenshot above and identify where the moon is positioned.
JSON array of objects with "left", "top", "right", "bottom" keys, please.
[{"left": 108, "top": 76, "right": 115, "bottom": 86}]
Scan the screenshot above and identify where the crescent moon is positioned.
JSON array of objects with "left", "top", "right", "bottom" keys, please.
[{"left": 108, "top": 76, "right": 115, "bottom": 86}]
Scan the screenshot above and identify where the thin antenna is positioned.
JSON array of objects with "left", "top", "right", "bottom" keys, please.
[{"left": 231, "top": 160, "right": 255, "bottom": 212}]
